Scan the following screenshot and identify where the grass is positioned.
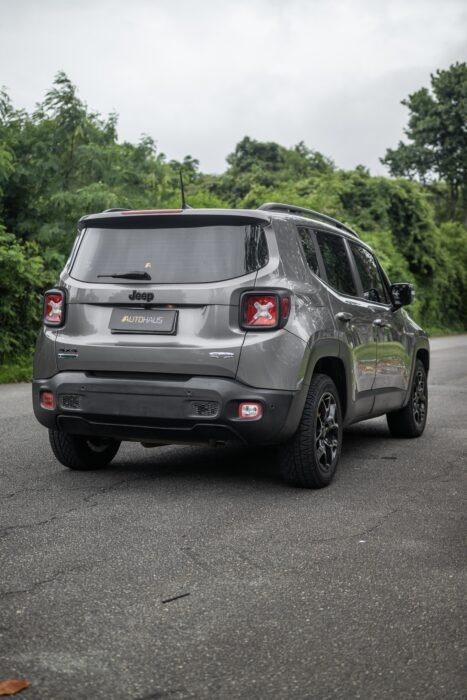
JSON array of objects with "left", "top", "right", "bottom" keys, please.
[
  {"left": 0, "top": 359, "right": 33, "bottom": 383},
  {"left": 426, "top": 328, "right": 466, "bottom": 337}
]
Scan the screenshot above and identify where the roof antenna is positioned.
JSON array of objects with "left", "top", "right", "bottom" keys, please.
[{"left": 179, "top": 170, "right": 192, "bottom": 210}]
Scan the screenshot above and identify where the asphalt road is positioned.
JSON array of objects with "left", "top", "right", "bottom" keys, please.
[{"left": 1, "top": 336, "right": 466, "bottom": 700}]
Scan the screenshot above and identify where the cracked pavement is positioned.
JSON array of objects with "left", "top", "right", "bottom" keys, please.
[{"left": 0, "top": 336, "right": 466, "bottom": 699}]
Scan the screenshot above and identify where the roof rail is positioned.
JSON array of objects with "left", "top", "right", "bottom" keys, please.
[{"left": 258, "top": 202, "right": 359, "bottom": 239}]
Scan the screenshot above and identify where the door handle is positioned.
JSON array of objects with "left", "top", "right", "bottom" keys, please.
[
  {"left": 373, "top": 318, "right": 389, "bottom": 327},
  {"left": 335, "top": 312, "right": 353, "bottom": 323}
]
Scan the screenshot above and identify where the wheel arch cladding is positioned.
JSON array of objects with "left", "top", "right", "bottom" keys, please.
[
  {"left": 312, "top": 356, "right": 347, "bottom": 419},
  {"left": 416, "top": 348, "right": 429, "bottom": 373}
]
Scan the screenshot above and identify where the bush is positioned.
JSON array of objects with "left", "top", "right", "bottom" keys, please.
[
  {"left": 0, "top": 359, "right": 33, "bottom": 383},
  {"left": 0, "top": 230, "right": 63, "bottom": 360}
]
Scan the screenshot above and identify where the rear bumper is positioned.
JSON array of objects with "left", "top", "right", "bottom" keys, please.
[{"left": 32, "top": 372, "right": 296, "bottom": 446}]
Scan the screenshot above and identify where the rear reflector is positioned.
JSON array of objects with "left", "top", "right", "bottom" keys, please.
[
  {"left": 44, "top": 289, "right": 65, "bottom": 326},
  {"left": 239, "top": 402, "right": 262, "bottom": 420},
  {"left": 40, "top": 391, "right": 56, "bottom": 410}
]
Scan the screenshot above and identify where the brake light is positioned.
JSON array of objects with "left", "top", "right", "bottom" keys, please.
[
  {"left": 121, "top": 209, "right": 182, "bottom": 215},
  {"left": 240, "top": 291, "right": 291, "bottom": 330},
  {"left": 244, "top": 295, "right": 278, "bottom": 327},
  {"left": 44, "top": 289, "right": 65, "bottom": 326}
]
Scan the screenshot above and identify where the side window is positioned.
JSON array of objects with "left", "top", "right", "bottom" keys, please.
[
  {"left": 350, "top": 243, "right": 390, "bottom": 304},
  {"left": 297, "top": 227, "right": 320, "bottom": 277},
  {"left": 315, "top": 231, "right": 357, "bottom": 296}
]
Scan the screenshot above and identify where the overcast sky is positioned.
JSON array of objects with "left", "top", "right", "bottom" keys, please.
[{"left": 1, "top": 0, "right": 466, "bottom": 174}]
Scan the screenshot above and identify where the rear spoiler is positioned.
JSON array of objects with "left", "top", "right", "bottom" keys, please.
[{"left": 78, "top": 208, "right": 271, "bottom": 231}]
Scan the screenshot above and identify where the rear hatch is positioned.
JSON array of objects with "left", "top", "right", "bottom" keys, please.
[{"left": 56, "top": 211, "right": 270, "bottom": 378}]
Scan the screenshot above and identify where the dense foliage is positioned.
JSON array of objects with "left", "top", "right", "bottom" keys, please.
[
  {"left": 0, "top": 66, "right": 466, "bottom": 375},
  {"left": 382, "top": 63, "right": 467, "bottom": 222}
]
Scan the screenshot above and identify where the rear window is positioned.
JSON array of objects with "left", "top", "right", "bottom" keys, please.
[{"left": 71, "top": 224, "right": 269, "bottom": 284}]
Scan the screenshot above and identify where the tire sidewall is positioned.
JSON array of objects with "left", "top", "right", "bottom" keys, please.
[
  {"left": 310, "top": 378, "right": 343, "bottom": 483},
  {"left": 49, "top": 429, "right": 120, "bottom": 470},
  {"left": 410, "top": 359, "right": 428, "bottom": 436}
]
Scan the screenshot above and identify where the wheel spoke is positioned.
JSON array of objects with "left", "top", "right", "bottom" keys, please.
[
  {"left": 412, "top": 369, "right": 427, "bottom": 426},
  {"left": 315, "top": 392, "right": 340, "bottom": 470},
  {"left": 316, "top": 442, "right": 326, "bottom": 464}
]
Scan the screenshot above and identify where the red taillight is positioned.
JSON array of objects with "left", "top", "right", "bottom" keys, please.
[
  {"left": 244, "top": 295, "right": 278, "bottom": 327},
  {"left": 240, "top": 291, "right": 291, "bottom": 330},
  {"left": 44, "top": 289, "right": 65, "bottom": 326},
  {"left": 40, "top": 390, "right": 56, "bottom": 410},
  {"left": 239, "top": 402, "right": 262, "bottom": 420}
]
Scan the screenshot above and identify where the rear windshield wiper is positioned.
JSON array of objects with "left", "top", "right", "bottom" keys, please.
[{"left": 97, "top": 271, "right": 152, "bottom": 280}]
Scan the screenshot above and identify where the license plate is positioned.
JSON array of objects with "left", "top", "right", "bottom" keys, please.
[{"left": 109, "top": 308, "right": 177, "bottom": 334}]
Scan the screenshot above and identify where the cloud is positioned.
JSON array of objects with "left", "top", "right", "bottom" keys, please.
[{"left": 1, "top": 0, "right": 466, "bottom": 174}]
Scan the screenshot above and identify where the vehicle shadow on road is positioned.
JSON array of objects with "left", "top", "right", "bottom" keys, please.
[
  {"left": 344, "top": 417, "right": 392, "bottom": 441},
  {"left": 108, "top": 443, "right": 283, "bottom": 486},
  {"left": 96, "top": 417, "right": 394, "bottom": 488}
]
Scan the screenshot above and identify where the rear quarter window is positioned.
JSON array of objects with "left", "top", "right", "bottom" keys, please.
[
  {"left": 297, "top": 227, "right": 321, "bottom": 277},
  {"left": 315, "top": 231, "right": 357, "bottom": 296},
  {"left": 71, "top": 224, "right": 269, "bottom": 284}
]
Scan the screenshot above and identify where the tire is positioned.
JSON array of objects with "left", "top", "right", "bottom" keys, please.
[
  {"left": 48, "top": 430, "right": 120, "bottom": 470},
  {"left": 278, "top": 374, "right": 343, "bottom": 488},
  {"left": 386, "top": 359, "right": 428, "bottom": 438}
]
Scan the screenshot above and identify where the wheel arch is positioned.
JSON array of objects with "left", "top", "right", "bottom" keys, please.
[
  {"left": 400, "top": 336, "right": 430, "bottom": 409},
  {"left": 312, "top": 356, "right": 348, "bottom": 420},
  {"left": 416, "top": 347, "right": 429, "bottom": 374},
  {"left": 278, "top": 337, "right": 350, "bottom": 440}
]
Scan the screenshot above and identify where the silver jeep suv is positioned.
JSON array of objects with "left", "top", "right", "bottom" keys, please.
[{"left": 33, "top": 203, "right": 429, "bottom": 488}]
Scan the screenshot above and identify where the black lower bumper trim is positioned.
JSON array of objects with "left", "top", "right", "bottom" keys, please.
[
  {"left": 57, "top": 415, "right": 244, "bottom": 445},
  {"left": 33, "top": 372, "right": 296, "bottom": 446}
]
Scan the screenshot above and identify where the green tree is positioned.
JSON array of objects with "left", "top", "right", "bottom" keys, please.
[
  {"left": 204, "top": 136, "right": 334, "bottom": 205},
  {"left": 382, "top": 62, "right": 467, "bottom": 221},
  {"left": 0, "top": 70, "right": 466, "bottom": 378},
  {"left": 0, "top": 72, "right": 184, "bottom": 253},
  {"left": 0, "top": 229, "right": 61, "bottom": 359}
]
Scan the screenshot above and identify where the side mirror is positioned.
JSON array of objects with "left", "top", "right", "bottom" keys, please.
[{"left": 391, "top": 283, "right": 414, "bottom": 309}]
